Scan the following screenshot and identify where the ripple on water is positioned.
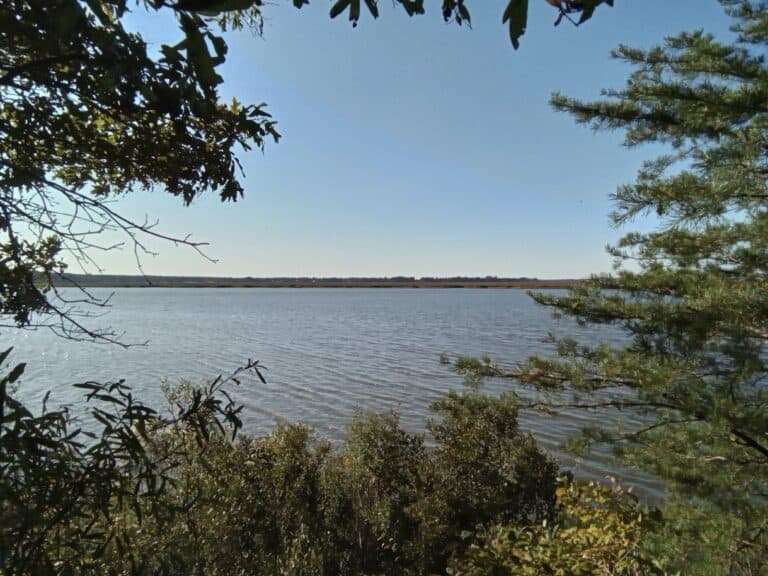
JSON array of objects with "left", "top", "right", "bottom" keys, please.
[{"left": 10, "top": 287, "right": 663, "bottom": 501}]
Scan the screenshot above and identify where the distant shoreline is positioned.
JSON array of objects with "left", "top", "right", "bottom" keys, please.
[{"left": 49, "top": 275, "right": 579, "bottom": 290}]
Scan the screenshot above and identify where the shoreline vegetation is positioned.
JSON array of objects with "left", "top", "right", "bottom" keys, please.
[
  {"left": 5, "top": 0, "right": 768, "bottom": 572},
  {"left": 50, "top": 274, "right": 578, "bottom": 289}
]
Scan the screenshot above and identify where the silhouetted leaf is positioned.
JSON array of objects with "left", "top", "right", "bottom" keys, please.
[
  {"left": 458, "top": 2, "right": 471, "bottom": 25},
  {"left": 503, "top": 0, "right": 528, "bottom": 50},
  {"left": 397, "top": 0, "right": 424, "bottom": 16},
  {"left": 5, "top": 362, "right": 26, "bottom": 384},
  {"left": 0, "top": 347, "right": 12, "bottom": 366},
  {"left": 190, "top": 0, "right": 255, "bottom": 14},
  {"left": 330, "top": 0, "right": 352, "bottom": 19},
  {"left": 578, "top": 0, "right": 614, "bottom": 24},
  {"left": 364, "top": 0, "right": 379, "bottom": 18}
]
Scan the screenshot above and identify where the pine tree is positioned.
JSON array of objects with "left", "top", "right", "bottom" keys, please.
[{"left": 472, "top": 1, "right": 768, "bottom": 572}]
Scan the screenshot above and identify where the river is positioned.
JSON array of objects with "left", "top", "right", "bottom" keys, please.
[{"left": 5, "top": 287, "right": 662, "bottom": 500}]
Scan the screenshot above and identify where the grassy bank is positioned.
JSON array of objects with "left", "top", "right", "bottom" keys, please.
[{"left": 49, "top": 274, "right": 578, "bottom": 289}]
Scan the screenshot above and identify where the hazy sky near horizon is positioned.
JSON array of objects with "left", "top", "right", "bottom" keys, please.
[{"left": 100, "top": 0, "right": 732, "bottom": 279}]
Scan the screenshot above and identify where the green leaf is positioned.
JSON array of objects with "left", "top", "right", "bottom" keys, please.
[
  {"left": 458, "top": 2, "right": 470, "bottom": 25},
  {"left": 502, "top": 0, "right": 528, "bottom": 50},
  {"left": 6, "top": 362, "right": 26, "bottom": 385},
  {"left": 0, "top": 348, "right": 13, "bottom": 366},
  {"left": 188, "top": 0, "right": 255, "bottom": 14},
  {"left": 349, "top": 0, "right": 360, "bottom": 23},
  {"left": 397, "top": 0, "right": 424, "bottom": 16},
  {"left": 330, "top": 0, "right": 352, "bottom": 19},
  {"left": 578, "top": 0, "right": 613, "bottom": 25},
  {"left": 82, "top": 0, "right": 114, "bottom": 25},
  {"left": 364, "top": 0, "right": 379, "bottom": 19},
  {"left": 179, "top": 13, "right": 222, "bottom": 90}
]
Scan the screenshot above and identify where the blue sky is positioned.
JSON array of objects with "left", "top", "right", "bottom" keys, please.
[{"left": 103, "top": 0, "right": 732, "bottom": 279}]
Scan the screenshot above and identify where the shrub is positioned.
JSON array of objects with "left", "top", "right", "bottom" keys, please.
[
  {"left": 1, "top": 348, "right": 561, "bottom": 575},
  {"left": 449, "top": 477, "right": 663, "bottom": 576}
]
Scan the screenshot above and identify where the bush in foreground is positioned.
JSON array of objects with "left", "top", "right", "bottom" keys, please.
[{"left": 1, "top": 352, "right": 664, "bottom": 575}]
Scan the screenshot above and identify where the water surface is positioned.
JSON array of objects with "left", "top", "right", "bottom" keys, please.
[{"left": 6, "top": 288, "right": 662, "bottom": 499}]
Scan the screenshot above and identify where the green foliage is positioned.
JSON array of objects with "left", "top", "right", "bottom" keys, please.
[
  {"left": 0, "top": 348, "right": 257, "bottom": 574},
  {"left": 324, "top": 0, "right": 614, "bottom": 48},
  {"left": 127, "top": 391, "right": 558, "bottom": 575},
  {"left": 449, "top": 476, "right": 663, "bottom": 576},
  {"left": 1, "top": 350, "right": 564, "bottom": 574},
  {"left": 1, "top": 1, "right": 656, "bottom": 574},
  {"left": 429, "top": 391, "right": 558, "bottom": 526},
  {"left": 446, "top": 2, "right": 768, "bottom": 572},
  {"left": 1, "top": 0, "right": 280, "bottom": 338},
  {"left": 447, "top": 1, "right": 768, "bottom": 572},
  {"left": 447, "top": 353, "right": 505, "bottom": 386}
]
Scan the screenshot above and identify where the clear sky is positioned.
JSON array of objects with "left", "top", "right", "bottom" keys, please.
[{"left": 100, "top": 0, "right": 733, "bottom": 279}]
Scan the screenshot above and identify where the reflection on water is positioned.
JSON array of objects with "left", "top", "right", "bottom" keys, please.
[{"left": 6, "top": 287, "right": 663, "bottom": 500}]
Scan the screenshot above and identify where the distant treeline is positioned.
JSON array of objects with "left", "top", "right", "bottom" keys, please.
[{"left": 45, "top": 273, "right": 577, "bottom": 289}]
